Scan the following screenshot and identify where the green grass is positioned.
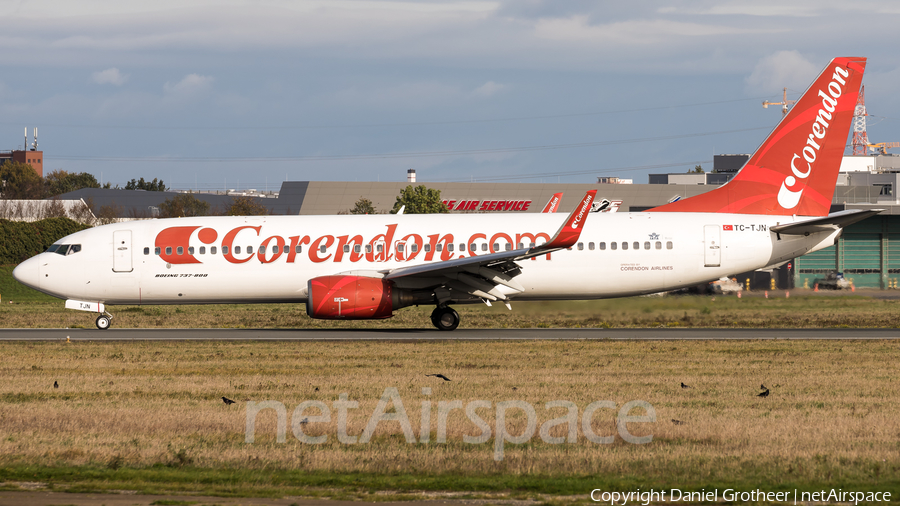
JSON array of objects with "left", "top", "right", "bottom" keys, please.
[{"left": 0, "top": 265, "right": 56, "bottom": 303}]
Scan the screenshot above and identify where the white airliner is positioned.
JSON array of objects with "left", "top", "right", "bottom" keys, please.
[{"left": 14, "top": 57, "right": 878, "bottom": 331}]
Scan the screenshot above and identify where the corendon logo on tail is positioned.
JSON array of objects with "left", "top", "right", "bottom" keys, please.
[
  {"left": 777, "top": 65, "right": 850, "bottom": 210},
  {"left": 156, "top": 224, "right": 552, "bottom": 265},
  {"left": 571, "top": 195, "right": 594, "bottom": 230}
]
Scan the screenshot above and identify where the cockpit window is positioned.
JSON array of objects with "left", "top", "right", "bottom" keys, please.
[{"left": 48, "top": 244, "right": 81, "bottom": 256}]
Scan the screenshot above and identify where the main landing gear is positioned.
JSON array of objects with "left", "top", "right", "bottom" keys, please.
[{"left": 431, "top": 306, "right": 460, "bottom": 331}]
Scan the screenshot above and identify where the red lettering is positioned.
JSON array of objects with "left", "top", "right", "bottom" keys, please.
[
  {"left": 366, "top": 224, "right": 398, "bottom": 262},
  {"left": 513, "top": 201, "right": 523, "bottom": 211},
  {"left": 455, "top": 201, "right": 467, "bottom": 211},
  {"left": 466, "top": 233, "right": 486, "bottom": 256},
  {"left": 309, "top": 235, "right": 335, "bottom": 263},
  {"left": 489, "top": 232, "right": 513, "bottom": 253},
  {"left": 479, "top": 201, "right": 490, "bottom": 211},
  {"left": 286, "top": 235, "right": 311, "bottom": 263},
  {"left": 522, "top": 200, "right": 531, "bottom": 211},
  {"left": 426, "top": 234, "right": 454, "bottom": 261},
  {"left": 223, "top": 226, "right": 261, "bottom": 264},
  {"left": 258, "top": 235, "right": 286, "bottom": 264},
  {"left": 467, "top": 201, "right": 479, "bottom": 211},
  {"left": 399, "top": 234, "right": 423, "bottom": 262},
  {"left": 334, "top": 235, "right": 364, "bottom": 262}
]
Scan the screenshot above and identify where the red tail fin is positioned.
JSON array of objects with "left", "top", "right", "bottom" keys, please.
[
  {"left": 648, "top": 57, "right": 866, "bottom": 216},
  {"left": 541, "top": 193, "right": 564, "bottom": 213}
]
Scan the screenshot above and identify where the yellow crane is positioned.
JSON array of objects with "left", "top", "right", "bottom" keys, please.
[
  {"left": 867, "top": 142, "right": 900, "bottom": 155},
  {"left": 762, "top": 88, "right": 797, "bottom": 117}
]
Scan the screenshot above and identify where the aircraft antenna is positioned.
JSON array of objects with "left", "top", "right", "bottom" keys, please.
[{"left": 852, "top": 85, "right": 869, "bottom": 155}]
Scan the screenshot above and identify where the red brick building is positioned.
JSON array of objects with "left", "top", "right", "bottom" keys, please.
[{"left": 0, "top": 150, "right": 43, "bottom": 177}]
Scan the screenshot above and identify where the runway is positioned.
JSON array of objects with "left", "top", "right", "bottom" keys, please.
[{"left": 1, "top": 327, "right": 899, "bottom": 340}]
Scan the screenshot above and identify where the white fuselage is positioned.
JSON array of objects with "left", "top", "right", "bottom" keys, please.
[{"left": 16, "top": 212, "right": 838, "bottom": 306}]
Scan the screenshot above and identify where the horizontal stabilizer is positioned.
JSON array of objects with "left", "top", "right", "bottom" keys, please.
[{"left": 770, "top": 209, "right": 882, "bottom": 235}]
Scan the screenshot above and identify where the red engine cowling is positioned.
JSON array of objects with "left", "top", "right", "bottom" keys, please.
[{"left": 306, "top": 275, "right": 394, "bottom": 319}]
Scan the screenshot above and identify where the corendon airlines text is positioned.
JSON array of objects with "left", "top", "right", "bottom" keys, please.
[{"left": 155, "top": 224, "right": 554, "bottom": 266}]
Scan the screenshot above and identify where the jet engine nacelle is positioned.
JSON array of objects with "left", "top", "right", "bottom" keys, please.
[{"left": 306, "top": 275, "right": 432, "bottom": 320}]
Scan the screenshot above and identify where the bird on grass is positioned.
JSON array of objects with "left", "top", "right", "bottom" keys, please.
[
  {"left": 314, "top": 387, "right": 319, "bottom": 392},
  {"left": 222, "top": 396, "right": 236, "bottom": 405},
  {"left": 671, "top": 419, "right": 685, "bottom": 425},
  {"left": 760, "top": 383, "right": 767, "bottom": 390},
  {"left": 680, "top": 382, "right": 691, "bottom": 389},
  {"left": 53, "top": 381, "right": 58, "bottom": 389},
  {"left": 426, "top": 374, "right": 451, "bottom": 381},
  {"left": 758, "top": 389, "right": 770, "bottom": 398}
]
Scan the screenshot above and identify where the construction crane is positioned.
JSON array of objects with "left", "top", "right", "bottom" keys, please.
[
  {"left": 867, "top": 142, "right": 900, "bottom": 155},
  {"left": 762, "top": 88, "right": 796, "bottom": 117}
]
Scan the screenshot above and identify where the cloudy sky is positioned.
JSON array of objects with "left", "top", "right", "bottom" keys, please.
[{"left": 2, "top": 0, "right": 899, "bottom": 190}]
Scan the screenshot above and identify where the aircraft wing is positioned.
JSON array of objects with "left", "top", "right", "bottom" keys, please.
[
  {"left": 381, "top": 190, "right": 597, "bottom": 303},
  {"left": 770, "top": 209, "right": 882, "bottom": 235}
]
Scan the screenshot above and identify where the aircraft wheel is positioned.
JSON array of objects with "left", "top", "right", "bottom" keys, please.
[
  {"left": 432, "top": 307, "right": 460, "bottom": 331},
  {"left": 96, "top": 315, "right": 112, "bottom": 330}
]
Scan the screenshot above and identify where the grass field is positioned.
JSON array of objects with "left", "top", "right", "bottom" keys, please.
[{"left": 1, "top": 340, "right": 899, "bottom": 502}]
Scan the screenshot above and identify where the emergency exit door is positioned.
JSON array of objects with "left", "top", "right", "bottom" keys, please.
[
  {"left": 704, "top": 225, "right": 721, "bottom": 267},
  {"left": 113, "top": 230, "right": 133, "bottom": 272}
]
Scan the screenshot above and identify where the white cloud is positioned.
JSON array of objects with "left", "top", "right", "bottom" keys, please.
[
  {"left": 471, "top": 81, "right": 505, "bottom": 98},
  {"left": 745, "top": 50, "right": 819, "bottom": 94},
  {"left": 164, "top": 73, "right": 214, "bottom": 94},
  {"left": 91, "top": 67, "right": 128, "bottom": 86}
]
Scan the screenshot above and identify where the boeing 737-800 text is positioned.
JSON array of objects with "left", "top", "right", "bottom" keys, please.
[{"left": 13, "top": 57, "right": 877, "bottom": 330}]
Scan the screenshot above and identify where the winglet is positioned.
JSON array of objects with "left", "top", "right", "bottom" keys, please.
[
  {"left": 541, "top": 192, "right": 564, "bottom": 213},
  {"left": 542, "top": 190, "right": 596, "bottom": 249}
]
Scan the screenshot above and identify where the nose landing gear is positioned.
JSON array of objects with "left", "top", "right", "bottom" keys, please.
[
  {"left": 95, "top": 312, "right": 113, "bottom": 330},
  {"left": 430, "top": 306, "right": 460, "bottom": 331}
]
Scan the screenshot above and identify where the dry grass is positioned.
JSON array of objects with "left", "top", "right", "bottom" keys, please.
[
  {"left": 0, "top": 293, "right": 898, "bottom": 329},
  {"left": 1, "top": 340, "right": 898, "bottom": 496}
]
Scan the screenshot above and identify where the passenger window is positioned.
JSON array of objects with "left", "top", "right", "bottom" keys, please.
[
  {"left": 166, "top": 247, "right": 172, "bottom": 255},
  {"left": 273, "top": 245, "right": 279, "bottom": 254},
  {"left": 481, "top": 244, "right": 487, "bottom": 252},
  {"left": 518, "top": 243, "right": 524, "bottom": 249},
  {"left": 377, "top": 244, "right": 383, "bottom": 253},
  {"left": 424, "top": 244, "right": 431, "bottom": 253},
  {"left": 234, "top": 246, "right": 241, "bottom": 254},
  {"left": 589, "top": 242, "right": 595, "bottom": 250},
  {"left": 155, "top": 247, "right": 161, "bottom": 255},
  {"left": 295, "top": 245, "right": 302, "bottom": 254},
  {"left": 143, "top": 247, "right": 150, "bottom": 255},
  {"left": 411, "top": 244, "right": 418, "bottom": 253},
  {"left": 320, "top": 245, "right": 327, "bottom": 253},
  {"left": 200, "top": 246, "right": 206, "bottom": 254},
  {"left": 505, "top": 243, "right": 511, "bottom": 251},
  {"left": 633, "top": 241, "right": 640, "bottom": 250},
  {"left": 283, "top": 245, "right": 289, "bottom": 254},
  {"left": 222, "top": 246, "right": 229, "bottom": 255},
  {"left": 448, "top": 244, "right": 455, "bottom": 252},
  {"left": 365, "top": 244, "right": 372, "bottom": 253},
  {"left": 436, "top": 244, "right": 443, "bottom": 252},
  {"left": 177, "top": 246, "right": 184, "bottom": 255},
  {"left": 343, "top": 245, "right": 351, "bottom": 253},
  {"left": 354, "top": 245, "right": 362, "bottom": 253},
  {"left": 459, "top": 243, "right": 465, "bottom": 252},
  {"left": 655, "top": 241, "right": 662, "bottom": 250},
  {"left": 397, "top": 243, "right": 405, "bottom": 252},
  {"left": 667, "top": 241, "right": 673, "bottom": 250},
  {"left": 577, "top": 242, "right": 583, "bottom": 251},
  {"left": 247, "top": 246, "right": 253, "bottom": 254},
  {"left": 529, "top": 243, "right": 535, "bottom": 248},
  {"left": 188, "top": 246, "right": 194, "bottom": 255},
  {"left": 622, "top": 242, "right": 628, "bottom": 250},
  {"left": 599, "top": 242, "right": 606, "bottom": 250},
  {"left": 211, "top": 246, "right": 217, "bottom": 254},
  {"left": 644, "top": 242, "right": 650, "bottom": 250},
  {"left": 610, "top": 242, "right": 617, "bottom": 251}
]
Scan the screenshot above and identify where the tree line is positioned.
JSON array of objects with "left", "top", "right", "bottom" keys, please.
[{"left": 0, "top": 161, "right": 169, "bottom": 200}]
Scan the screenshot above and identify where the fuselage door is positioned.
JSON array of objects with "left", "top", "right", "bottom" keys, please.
[
  {"left": 113, "top": 230, "right": 133, "bottom": 272},
  {"left": 703, "top": 225, "right": 721, "bottom": 267}
]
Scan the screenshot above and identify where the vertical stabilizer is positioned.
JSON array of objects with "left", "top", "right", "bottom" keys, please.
[{"left": 648, "top": 57, "right": 866, "bottom": 216}]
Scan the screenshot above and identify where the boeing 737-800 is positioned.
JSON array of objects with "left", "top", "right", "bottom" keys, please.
[{"left": 13, "top": 57, "right": 878, "bottom": 331}]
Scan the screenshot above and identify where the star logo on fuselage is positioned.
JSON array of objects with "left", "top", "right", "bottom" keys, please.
[{"left": 649, "top": 233, "right": 660, "bottom": 240}]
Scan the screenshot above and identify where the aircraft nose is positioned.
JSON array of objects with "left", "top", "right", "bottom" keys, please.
[{"left": 12, "top": 257, "right": 41, "bottom": 290}]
